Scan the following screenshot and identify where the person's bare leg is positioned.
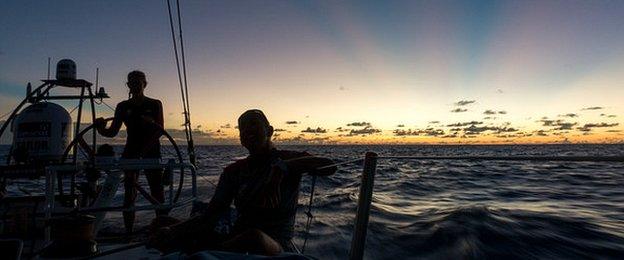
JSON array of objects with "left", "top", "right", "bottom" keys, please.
[
  {"left": 220, "top": 229, "right": 282, "bottom": 256},
  {"left": 123, "top": 170, "right": 138, "bottom": 234},
  {"left": 146, "top": 169, "right": 167, "bottom": 216}
]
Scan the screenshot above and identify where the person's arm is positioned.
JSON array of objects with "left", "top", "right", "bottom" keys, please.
[
  {"left": 155, "top": 100, "right": 164, "bottom": 128},
  {"left": 96, "top": 103, "right": 123, "bottom": 137},
  {"left": 284, "top": 156, "right": 337, "bottom": 176},
  {"left": 257, "top": 154, "right": 335, "bottom": 208}
]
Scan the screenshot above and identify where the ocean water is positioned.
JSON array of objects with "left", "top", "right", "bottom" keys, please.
[{"left": 2, "top": 144, "right": 624, "bottom": 259}]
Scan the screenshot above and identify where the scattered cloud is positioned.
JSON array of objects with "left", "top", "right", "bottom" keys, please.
[
  {"left": 274, "top": 128, "right": 287, "bottom": 132},
  {"left": 348, "top": 126, "right": 382, "bottom": 136},
  {"left": 600, "top": 113, "right": 617, "bottom": 118},
  {"left": 463, "top": 125, "right": 498, "bottom": 135},
  {"left": 447, "top": 121, "right": 483, "bottom": 127},
  {"left": 347, "top": 122, "right": 371, "bottom": 127},
  {"left": 538, "top": 119, "right": 578, "bottom": 130},
  {"left": 483, "top": 110, "right": 506, "bottom": 115},
  {"left": 581, "top": 106, "right": 604, "bottom": 110},
  {"left": 301, "top": 127, "right": 327, "bottom": 134},
  {"left": 335, "top": 127, "right": 349, "bottom": 132},
  {"left": 393, "top": 128, "right": 445, "bottom": 137},
  {"left": 428, "top": 121, "right": 440, "bottom": 124},
  {"left": 285, "top": 121, "right": 299, "bottom": 125},
  {"left": 576, "top": 122, "right": 619, "bottom": 132},
  {"left": 558, "top": 113, "right": 578, "bottom": 118},
  {"left": 454, "top": 100, "right": 476, "bottom": 106},
  {"left": 220, "top": 123, "right": 231, "bottom": 128},
  {"left": 396, "top": 124, "right": 405, "bottom": 128},
  {"left": 483, "top": 116, "right": 497, "bottom": 120},
  {"left": 441, "top": 132, "right": 459, "bottom": 138},
  {"left": 450, "top": 108, "right": 468, "bottom": 113},
  {"left": 535, "top": 130, "right": 549, "bottom": 136},
  {"left": 553, "top": 122, "right": 577, "bottom": 130},
  {"left": 582, "top": 122, "right": 619, "bottom": 128}
]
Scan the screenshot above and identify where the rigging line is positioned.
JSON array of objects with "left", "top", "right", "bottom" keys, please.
[
  {"left": 301, "top": 174, "right": 317, "bottom": 253},
  {"left": 68, "top": 103, "right": 81, "bottom": 114},
  {"left": 176, "top": 0, "right": 192, "bottom": 126},
  {"left": 175, "top": 0, "right": 197, "bottom": 166},
  {"left": 166, "top": 0, "right": 191, "bottom": 146},
  {"left": 299, "top": 158, "right": 364, "bottom": 175},
  {"left": 94, "top": 99, "right": 116, "bottom": 112},
  {"left": 197, "top": 173, "right": 217, "bottom": 188},
  {"left": 101, "top": 100, "right": 116, "bottom": 112}
]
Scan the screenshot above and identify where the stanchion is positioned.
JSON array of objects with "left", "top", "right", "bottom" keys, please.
[{"left": 349, "top": 152, "right": 377, "bottom": 260}]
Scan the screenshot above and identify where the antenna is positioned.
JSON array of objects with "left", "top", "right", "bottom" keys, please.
[
  {"left": 47, "top": 57, "right": 51, "bottom": 80},
  {"left": 96, "top": 68, "right": 99, "bottom": 89},
  {"left": 46, "top": 57, "right": 51, "bottom": 98}
]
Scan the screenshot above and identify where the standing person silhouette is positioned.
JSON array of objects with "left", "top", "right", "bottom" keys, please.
[{"left": 95, "top": 70, "right": 166, "bottom": 234}]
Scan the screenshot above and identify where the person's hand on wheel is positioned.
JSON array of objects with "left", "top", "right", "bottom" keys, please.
[{"left": 94, "top": 117, "right": 107, "bottom": 130}]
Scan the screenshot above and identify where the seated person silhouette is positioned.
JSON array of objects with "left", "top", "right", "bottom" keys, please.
[
  {"left": 95, "top": 70, "right": 166, "bottom": 234},
  {"left": 148, "top": 109, "right": 337, "bottom": 255}
]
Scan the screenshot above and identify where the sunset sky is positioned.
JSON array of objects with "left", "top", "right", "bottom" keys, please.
[{"left": 1, "top": 1, "right": 623, "bottom": 144}]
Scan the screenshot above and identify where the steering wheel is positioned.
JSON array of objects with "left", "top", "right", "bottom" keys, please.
[{"left": 62, "top": 117, "right": 188, "bottom": 204}]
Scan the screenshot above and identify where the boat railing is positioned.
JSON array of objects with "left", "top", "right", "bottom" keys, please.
[
  {"left": 340, "top": 153, "right": 624, "bottom": 260},
  {"left": 43, "top": 159, "right": 197, "bottom": 242}
]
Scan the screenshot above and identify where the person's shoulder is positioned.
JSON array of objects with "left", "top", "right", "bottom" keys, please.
[
  {"left": 116, "top": 100, "right": 129, "bottom": 110},
  {"left": 117, "top": 100, "right": 129, "bottom": 106},
  {"left": 276, "top": 149, "right": 311, "bottom": 160},
  {"left": 145, "top": 96, "right": 162, "bottom": 105},
  {"left": 223, "top": 157, "right": 248, "bottom": 175}
]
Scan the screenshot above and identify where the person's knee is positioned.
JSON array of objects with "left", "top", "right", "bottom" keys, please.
[
  {"left": 246, "top": 228, "right": 265, "bottom": 240},
  {"left": 246, "top": 229, "right": 282, "bottom": 255}
]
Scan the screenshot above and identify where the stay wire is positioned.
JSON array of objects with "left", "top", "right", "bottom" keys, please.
[
  {"left": 301, "top": 174, "right": 317, "bottom": 253},
  {"left": 175, "top": 0, "right": 197, "bottom": 166},
  {"left": 176, "top": 0, "right": 193, "bottom": 131},
  {"left": 100, "top": 100, "right": 116, "bottom": 112},
  {"left": 68, "top": 103, "right": 81, "bottom": 114},
  {"left": 166, "top": 0, "right": 191, "bottom": 149}
]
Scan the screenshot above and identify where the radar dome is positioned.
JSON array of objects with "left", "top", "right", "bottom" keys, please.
[{"left": 56, "top": 59, "right": 76, "bottom": 80}]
